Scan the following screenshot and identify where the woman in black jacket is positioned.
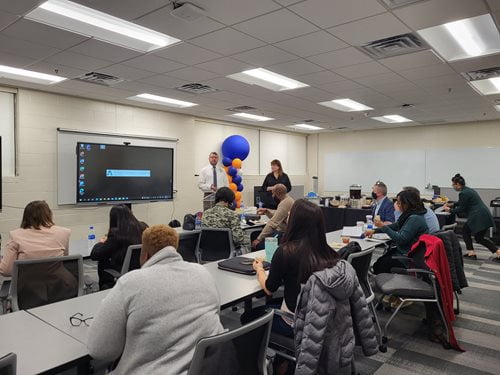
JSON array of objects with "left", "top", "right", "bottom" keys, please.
[
  {"left": 260, "top": 159, "right": 292, "bottom": 209},
  {"left": 91, "top": 205, "right": 146, "bottom": 289}
]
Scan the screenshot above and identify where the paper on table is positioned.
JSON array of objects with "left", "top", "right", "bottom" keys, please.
[
  {"left": 373, "top": 233, "right": 390, "bottom": 240},
  {"left": 341, "top": 226, "right": 364, "bottom": 238},
  {"left": 329, "top": 242, "right": 344, "bottom": 250}
]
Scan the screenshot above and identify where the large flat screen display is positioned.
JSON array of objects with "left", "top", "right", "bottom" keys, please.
[{"left": 76, "top": 142, "right": 174, "bottom": 204}]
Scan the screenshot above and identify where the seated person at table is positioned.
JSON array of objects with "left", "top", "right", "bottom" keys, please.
[
  {"left": 251, "top": 184, "right": 294, "bottom": 250},
  {"left": 88, "top": 225, "right": 224, "bottom": 375},
  {"left": 398, "top": 186, "right": 440, "bottom": 234},
  {"left": 202, "top": 187, "right": 248, "bottom": 250},
  {"left": 243, "top": 199, "right": 340, "bottom": 337},
  {"left": 371, "top": 181, "right": 395, "bottom": 224},
  {"left": 90, "top": 205, "right": 145, "bottom": 290},
  {"left": 367, "top": 190, "right": 428, "bottom": 274},
  {"left": 0, "top": 200, "right": 71, "bottom": 276}
]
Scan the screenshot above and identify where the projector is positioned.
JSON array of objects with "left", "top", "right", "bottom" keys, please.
[{"left": 170, "top": 2, "right": 206, "bottom": 22}]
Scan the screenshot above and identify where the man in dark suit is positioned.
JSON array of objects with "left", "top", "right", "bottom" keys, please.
[{"left": 371, "top": 181, "right": 395, "bottom": 224}]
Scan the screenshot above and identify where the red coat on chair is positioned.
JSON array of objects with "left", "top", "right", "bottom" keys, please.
[{"left": 409, "top": 234, "right": 465, "bottom": 352}]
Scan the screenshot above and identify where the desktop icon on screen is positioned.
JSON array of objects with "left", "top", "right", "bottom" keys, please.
[
  {"left": 79, "top": 158, "right": 85, "bottom": 164},
  {"left": 80, "top": 144, "right": 85, "bottom": 149},
  {"left": 86, "top": 144, "right": 91, "bottom": 151},
  {"left": 79, "top": 188, "right": 85, "bottom": 195},
  {"left": 79, "top": 174, "right": 85, "bottom": 180},
  {"left": 79, "top": 166, "right": 85, "bottom": 172},
  {"left": 100, "top": 145, "right": 106, "bottom": 150},
  {"left": 79, "top": 151, "right": 85, "bottom": 157},
  {"left": 79, "top": 181, "right": 85, "bottom": 187}
]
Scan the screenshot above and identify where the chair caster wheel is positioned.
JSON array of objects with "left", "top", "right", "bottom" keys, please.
[
  {"left": 382, "top": 336, "right": 388, "bottom": 344},
  {"left": 379, "top": 345, "right": 387, "bottom": 353}
]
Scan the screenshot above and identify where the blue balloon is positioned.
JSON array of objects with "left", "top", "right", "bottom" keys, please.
[
  {"left": 237, "top": 184, "right": 244, "bottom": 192},
  {"left": 222, "top": 157, "right": 232, "bottom": 167},
  {"left": 232, "top": 175, "right": 242, "bottom": 185},
  {"left": 228, "top": 166, "right": 238, "bottom": 177},
  {"left": 222, "top": 135, "right": 250, "bottom": 161}
]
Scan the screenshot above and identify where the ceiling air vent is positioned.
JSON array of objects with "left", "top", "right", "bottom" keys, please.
[
  {"left": 461, "top": 67, "right": 500, "bottom": 81},
  {"left": 226, "top": 105, "right": 257, "bottom": 112},
  {"left": 378, "top": 0, "right": 427, "bottom": 9},
  {"left": 74, "top": 72, "right": 124, "bottom": 86},
  {"left": 358, "top": 33, "right": 430, "bottom": 59},
  {"left": 176, "top": 83, "right": 217, "bottom": 94}
]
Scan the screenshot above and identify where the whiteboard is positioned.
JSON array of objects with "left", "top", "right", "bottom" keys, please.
[
  {"left": 57, "top": 129, "right": 177, "bottom": 205},
  {"left": 324, "top": 150, "right": 426, "bottom": 193},
  {"left": 426, "top": 147, "right": 500, "bottom": 188}
]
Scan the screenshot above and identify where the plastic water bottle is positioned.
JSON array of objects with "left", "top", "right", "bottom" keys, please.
[
  {"left": 195, "top": 212, "right": 202, "bottom": 229},
  {"left": 240, "top": 203, "right": 246, "bottom": 225},
  {"left": 87, "top": 226, "right": 96, "bottom": 251},
  {"left": 258, "top": 201, "right": 263, "bottom": 209},
  {"left": 366, "top": 215, "right": 374, "bottom": 230}
]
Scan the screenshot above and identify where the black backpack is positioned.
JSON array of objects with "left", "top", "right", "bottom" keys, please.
[
  {"left": 168, "top": 219, "right": 181, "bottom": 228},
  {"left": 338, "top": 241, "right": 362, "bottom": 260},
  {"left": 182, "top": 214, "right": 196, "bottom": 230}
]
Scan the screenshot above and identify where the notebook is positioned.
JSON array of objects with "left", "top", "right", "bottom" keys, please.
[
  {"left": 218, "top": 256, "right": 271, "bottom": 275},
  {"left": 341, "top": 226, "right": 364, "bottom": 238}
]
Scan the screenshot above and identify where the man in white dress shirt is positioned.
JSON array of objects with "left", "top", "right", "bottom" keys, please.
[{"left": 198, "top": 152, "right": 228, "bottom": 210}]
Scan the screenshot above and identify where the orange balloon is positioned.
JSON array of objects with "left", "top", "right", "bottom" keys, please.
[
  {"left": 224, "top": 166, "right": 229, "bottom": 173},
  {"left": 236, "top": 201, "right": 241, "bottom": 208},
  {"left": 227, "top": 175, "right": 232, "bottom": 183},
  {"left": 232, "top": 158, "right": 242, "bottom": 169},
  {"left": 229, "top": 183, "right": 237, "bottom": 191},
  {"left": 235, "top": 191, "right": 242, "bottom": 201}
]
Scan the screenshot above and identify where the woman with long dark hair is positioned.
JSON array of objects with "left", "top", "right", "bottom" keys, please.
[
  {"left": 243, "top": 199, "right": 340, "bottom": 337},
  {"left": 260, "top": 159, "right": 292, "bottom": 208},
  {"left": 91, "top": 205, "right": 146, "bottom": 289},
  {"left": 444, "top": 174, "right": 499, "bottom": 261}
]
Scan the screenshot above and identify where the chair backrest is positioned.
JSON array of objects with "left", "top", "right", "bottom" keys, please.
[
  {"left": 441, "top": 222, "right": 457, "bottom": 231},
  {"left": 347, "top": 248, "right": 375, "bottom": 301},
  {"left": 188, "top": 310, "right": 273, "bottom": 375},
  {"left": 178, "top": 231, "right": 201, "bottom": 263},
  {"left": 0, "top": 353, "right": 16, "bottom": 375},
  {"left": 11, "top": 255, "right": 84, "bottom": 311},
  {"left": 196, "top": 228, "right": 235, "bottom": 263},
  {"left": 120, "top": 245, "right": 142, "bottom": 274}
]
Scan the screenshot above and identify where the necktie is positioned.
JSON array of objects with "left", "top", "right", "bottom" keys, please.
[{"left": 213, "top": 166, "right": 217, "bottom": 188}]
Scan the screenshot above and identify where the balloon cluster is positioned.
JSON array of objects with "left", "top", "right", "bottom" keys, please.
[{"left": 221, "top": 135, "right": 250, "bottom": 208}]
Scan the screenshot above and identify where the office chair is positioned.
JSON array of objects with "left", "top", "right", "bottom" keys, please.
[
  {"left": 103, "top": 244, "right": 142, "bottom": 281},
  {"left": 178, "top": 231, "right": 201, "bottom": 263},
  {"left": 10, "top": 255, "right": 84, "bottom": 311},
  {"left": 0, "top": 352, "right": 16, "bottom": 375},
  {"left": 441, "top": 223, "right": 457, "bottom": 231},
  {"left": 195, "top": 228, "right": 235, "bottom": 263},
  {"left": 188, "top": 310, "right": 273, "bottom": 375}
]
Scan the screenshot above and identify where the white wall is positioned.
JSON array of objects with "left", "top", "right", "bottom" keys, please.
[
  {"left": 0, "top": 89, "right": 306, "bottom": 245},
  {"left": 314, "top": 120, "right": 500, "bottom": 195}
]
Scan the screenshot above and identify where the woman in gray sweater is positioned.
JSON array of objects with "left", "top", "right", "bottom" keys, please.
[{"left": 87, "top": 225, "right": 224, "bottom": 375}]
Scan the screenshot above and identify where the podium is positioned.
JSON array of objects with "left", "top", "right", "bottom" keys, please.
[{"left": 203, "top": 192, "right": 216, "bottom": 211}]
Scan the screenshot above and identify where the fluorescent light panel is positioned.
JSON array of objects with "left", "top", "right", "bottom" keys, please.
[
  {"left": 227, "top": 68, "right": 308, "bottom": 91},
  {"left": 371, "top": 115, "right": 412, "bottom": 123},
  {"left": 0, "top": 64, "right": 66, "bottom": 84},
  {"left": 495, "top": 104, "right": 500, "bottom": 112},
  {"left": 288, "top": 124, "right": 324, "bottom": 131},
  {"left": 469, "top": 77, "right": 500, "bottom": 96},
  {"left": 129, "top": 93, "right": 197, "bottom": 108},
  {"left": 418, "top": 14, "right": 500, "bottom": 61},
  {"left": 318, "top": 98, "right": 373, "bottom": 112},
  {"left": 228, "top": 112, "right": 274, "bottom": 122},
  {"left": 26, "top": 0, "right": 181, "bottom": 52}
]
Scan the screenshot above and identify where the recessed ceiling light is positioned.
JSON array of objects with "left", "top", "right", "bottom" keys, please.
[
  {"left": 129, "top": 93, "right": 197, "bottom": 108},
  {"left": 227, "top": 68, "right": 309, "bottom": 91},
  {"left": 417, "top": 14, "right": 500, "bottom": 61},
  {"left": 288, "top": 123, "right": 324, "bottom": 131},
  {"left": 318, "top": 98, "right": 373, "bottom": 112},
  {"left": 26, "top": 0, "right": 181, "bottom": 53},
  {"left": 371, "top": 115, "right": 412, "bottom": 123},
  {"left": 0, "top": 64, "right": 66, "bottom": 84},
  {"left": 469, "top": 77, "right": 500, "bottom": 95},
  {"left": 228, "top": 112, "right": 274, "bottom": 122}
]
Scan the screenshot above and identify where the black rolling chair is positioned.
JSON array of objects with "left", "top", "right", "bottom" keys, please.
[
  {"left": 178, "top": 231, "right": 201, "bottom": 263},
  {"left": 103, "top": 244, "right": 142, "bottom": 282},
  {"left": 188, "top": 310, "right": 274, "bottom": 375},
  {"left": 0, "top": 353, "right": 16, "bottom": 375},
  {"left": 11, "top": 255, "right": 84, "bottom": 311},
  {"left": 195, "top": 228, "right": 235, "bottom": 263}
]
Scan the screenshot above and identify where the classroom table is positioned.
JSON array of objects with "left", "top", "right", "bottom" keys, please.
[
  {"left": 326, "top": 230, "right": 390, "bottom": 251},
  {"left": 0, "top": 310, "right": 89, "bottom": 375}
]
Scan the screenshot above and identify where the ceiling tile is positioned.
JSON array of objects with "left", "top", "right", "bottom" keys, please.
[
  {"left": 274, "top": 31, "right": 347, "bottom": 57},
  {"left": 289, "top": 0, "right": 385, "bottom": 29},
  {"left": 123, "top": 54, "right": 185, "bottom": 74},
  {"left": 153, "top": 43, "right": 221, "bottom": 65},
  {"left": 135, "top": 6, "right": 225, "bottom": 40},
  {"left": 0, "top": 10, "right": 18, "bottom": 30},
  {"left": 233, "top": 9, "right": 319, "bottom": 43},
  {"left": 488, "top": 0, "right": 500, "bottom": 12},
  {"left": 138, "top": 74, "right": 185, "bottom": 89},
  {"left": 286, "top": 87, "right": 335, "bottom": 102},
  {"left": 112, "top": 80, "right": 166, "bottom": 94},
  {"left": 333, "top": 61, "right": 391, "bottom": 79},
  {"left": 307, "top": 47, "right": 372, "bottom": 69},
  {"left": 0, "top": 52, "right": 36, "bottom": 67},
  {"left": 298, "top": 70, "right": 345, "bottom": 86},
  {"left": 393, "top": 0, "right": 488, "bottom": 30},
  {"left": 69, "top": 39, "right": 141, "bottom": 63},
  {"left": 0, "top": 0, "right": 40, "bottom": 15},
  {"left": 319, "top": 79, "right": 365, "bottom": 94},
  {"left": 190, "top": 0, "right": 281, "bottom": 25},
  {"left": 72, "top": 0, "right": 170, "bottom": 20},
  {"left": 190, "top": 28, "right": 265, "bottom": 55},
  {"left": 166, "top": 66, "right": 220, "bottom": 82},
  {"left": 273, "top": 0, "right": 306, "bottom": 5},
  {"left": 327, "top": 12, "right": 411, "bottom": 45},
  {"left": 44, "top": 51, "right": 110, "bottom": 71},
  {"left": 398, "top": 64, "right": 457, "bottom": 81},
  {"left": 194, "top": 57, "right": 254, "bottom": 75},
  {"left": 2, "top": 19, "right": 88, "bottom": 49},
  {"left": 379, "top": 50, "right": 444, "bottom": 71},
  {"left": 98, "top": 64, "right": 155, "bottom": 80},
  {"left": 269, "top": 59, "right": 323, "bottom": 77},
  {"left": 25, "top": 61, "right": 87, "bottom": 79},
  {"left": 0, "top": 34, "right": 60, "bottom": 60},
  {"left": 232, "top": 45, "right": 296, "bottom": 67},
  {"left": 354, "top": 72, "right": 410, "bottom": 87}
]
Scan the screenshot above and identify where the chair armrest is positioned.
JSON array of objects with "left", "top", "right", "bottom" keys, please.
[
  {"left": 402, "top": 268, "right": 435, "bottom": 276},
  {"left": 272, "top": 309, "right": 294, "bottom": 321},
  {"left": 103, "top": 269, "right": 121, "bottom": 280},
  {"left": 391, "top": 255, "right": 410, "bottom": 261},
  {"left": 0, "top": 280, "right": 11, "bottom": 299}
]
